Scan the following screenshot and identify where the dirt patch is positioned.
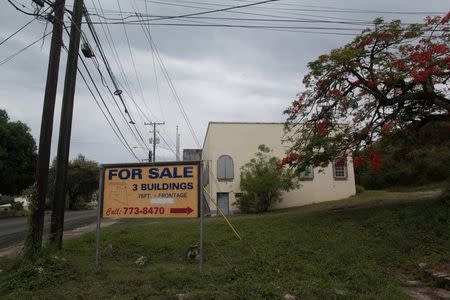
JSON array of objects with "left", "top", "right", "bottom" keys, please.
[
  {"left": 432, "top": 261, "right": 450, "bottom": 274},
  {"left": 403, "top": 287, "right": 450, "bottom": 300}
]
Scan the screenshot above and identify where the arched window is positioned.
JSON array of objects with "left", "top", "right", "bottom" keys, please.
[{"left": 217, "top": 155, "right": 234, "bottom": 181}]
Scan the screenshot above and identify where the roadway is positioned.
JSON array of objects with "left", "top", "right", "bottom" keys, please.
[{"left": 0, "top": 210, "right": 97, "bottom": 249}]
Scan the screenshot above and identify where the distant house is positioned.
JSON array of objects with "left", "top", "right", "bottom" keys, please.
[
  {"left": 0, "top": 203, "right": 12, "bottom": 212},
  {"left": 202, "top": 122, "right": 356, "bottom": 215},
  {"left": 183, "top": 149, "right": 202, "bottom": 161},
  {"left": 14, "top": 197, "right": 29, "bottom": 211}
]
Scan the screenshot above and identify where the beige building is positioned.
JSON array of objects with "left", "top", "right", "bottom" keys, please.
[{"left": 202, "top": 122, "right": 356, "bottom": 215}]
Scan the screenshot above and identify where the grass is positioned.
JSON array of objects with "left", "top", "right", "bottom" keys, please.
[
  {"left": 0, "top": 209, "right": 28, "bottom": 218},
  {"left": 385, "top": 181, "right": 448, "bottom": 192},
  {"left": 1, "top": 189, "right": 450, "bottom": 299}
]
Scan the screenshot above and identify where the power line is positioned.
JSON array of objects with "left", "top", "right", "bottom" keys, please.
[
  {"left": 0, "top": 30, "right": 52, "bottom": 66},
  {"left": 74, "top": 46, "right": 141, "bottom": 161},
  {"left": 117, "top": 0, "right": 165, "bottom": 137},
  {"left": 83, "top": 21, "right": 367, "bottom": 31},
  {"left": 82, "top": 11, "right": 151, "bottom": 154},
  {"left": 158, "top": 132, "right": 177, "bottom": 156},
  {"left": 89, "top": 0, "right": 136, "bottom": 102},
  {"left": 7, "top": 0, "right": 41, "bottom": 16},
  {"left": 130, "top": 0, "right": 177, "bottom": 149},
  {"left": 144, "top": 0, "right": 447, "bottom": 16},
  {"left": 146, "top": 0, "right": 280, "bottom": 22},
  {"left": 64, "top": 14, "right": 150, "bottom": 157},
  {"left": 63, "top": 31, "right": 139, "bottom": 160},
  {"left": 87, "top": 1, "right": 157, "bottom": 153},
  {"left": 135, "top": 12, "right": 202, "bottom": 147},
  {"left": 0, "top": 17, "right": 36, "bottom": 47}
]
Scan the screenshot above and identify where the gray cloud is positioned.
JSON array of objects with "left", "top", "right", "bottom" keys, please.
[{"left": 1, "top": 0, "right": 448, "bottom": 164}]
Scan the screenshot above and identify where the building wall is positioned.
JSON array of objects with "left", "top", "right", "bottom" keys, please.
[
  {"left": 183, "top": 149, "right": 202, "bottom": 161},
  {"left": 202, "top": 122, "right": 356, "bottom": 214}
]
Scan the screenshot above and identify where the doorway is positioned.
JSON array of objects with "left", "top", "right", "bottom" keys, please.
[{"left": 216, "top": 192, "right": 230, "bottom": 215}]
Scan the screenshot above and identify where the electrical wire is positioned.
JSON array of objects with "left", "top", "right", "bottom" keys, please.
[
  {"left": 145, "top": 0, "right": 280, "bottom": 22},
  {"left": 90, "top": 1, "right": 159, "bottom": 154},
  {"left": 61, "top": 24, "right": 141, "bottom": 161},
  {"left": 0, "top": 17, "right": 37, "bottom": 47},
  {"left": 136, "top": 14, "right": 202, "bottom": 147},
  {"left": 67, "top": 12, "right": 151, "bottom": 155},
  {"left": 0, "top": 30, "right": 52, "bottom": 66},
  {"left": 76, "top": 57, "right": 141, "bottom": 161},
  {"left": 7, "top": 0, "right": 41, "bottom": 16}
]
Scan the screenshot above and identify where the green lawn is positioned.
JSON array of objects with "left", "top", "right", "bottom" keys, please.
[{"left": 1, "top": 190, "right": 449, "bottom": 299}]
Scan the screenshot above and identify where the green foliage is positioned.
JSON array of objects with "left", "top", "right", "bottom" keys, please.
[
  {"left": 1, "top": 191, "right": 450, "bottom": 299},
  {"left": 22, "top": 186, "right": 39, "bottom": 259},
  {"left": 0, "top": 251, "right": 76, "bottom": 293},
  {"left": 236, "top": 145, "right": 298, "bottom": 213},
  {"left": 48, "top": 154, "right": 99, "bottom": 210},
  {"left": 0, "top": 109, "right": 37, "bottom": 196},
  {"left": 356, "top": 122, "right": 450, "bottom": 189}
]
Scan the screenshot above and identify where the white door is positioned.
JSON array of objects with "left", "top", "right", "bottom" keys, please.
[{"left": 216, "top": 193, "right": 230, "bottom": 215}]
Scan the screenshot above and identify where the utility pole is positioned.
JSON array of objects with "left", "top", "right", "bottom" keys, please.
[
  {"left": 176, "top": 125, "right": 180, "bottom": 161},
  {"left": 49, "top": 0, "right": 84, "bottom": 249},
  {"left": 144, "top": 122, "right": 165, "bottom": 162},
  {"left": 28, "top": 0, "right": 66, "bottom": 255}
]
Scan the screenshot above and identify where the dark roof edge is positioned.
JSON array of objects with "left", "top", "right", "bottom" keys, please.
[{"left": 208, "top": 121, "right": 284, "bottom": 125}]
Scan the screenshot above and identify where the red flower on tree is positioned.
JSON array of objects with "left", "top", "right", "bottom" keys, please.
[
  {"left": 434, "top": 44, "right": 449, "bottom": 54},
  {"left": 328, "top": 88, "right": 345, "bottom": 98},
  {"left": 381, "top": 123, "right": 394, "bottom": 134},
  {"left": 283, "top": 14, "right": 450, "bottom": 176},
  {"left": 318, "top": 55, "right": 329, "bottom": 62},
  {"left": 355, "top": 37, "right": 373, "bottom": 49},
  {"left": 391, "top": 60, "right": 406, "bottom": 70},
  {"left": 316, "top": 119, "right": 331, "bottom": 135},
  {"left": 370, "top": 152, "right": 382, "bottom": 172},
  {"left": 278, "top": 152, "right": 300, "bottom": 170},
  {"left": 353, "top": 155, "right": 366, "bottom": 168}
]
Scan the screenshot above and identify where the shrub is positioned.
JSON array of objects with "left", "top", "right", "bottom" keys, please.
[
  {"left": 356, "top": 121, "right": 450, "bottom": 189},
  {"left": 235, "top": 145, "right": 298, "bottom": 213}
]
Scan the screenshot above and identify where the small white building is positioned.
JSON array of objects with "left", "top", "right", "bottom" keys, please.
[
  {"left": 14, "top": 197, "right": 29, "bottom": 210},
  {"left": 202, "top": 122, "right": 356, "bottom": 215}
]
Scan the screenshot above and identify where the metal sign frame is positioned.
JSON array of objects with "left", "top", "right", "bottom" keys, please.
[{"left": 95, "top": 161, "right": 205, "bottom": 272}]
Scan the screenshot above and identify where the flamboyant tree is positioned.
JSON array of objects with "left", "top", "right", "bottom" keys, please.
[{"left": 282, "top": 14, "right": 450, "bottom": 172}]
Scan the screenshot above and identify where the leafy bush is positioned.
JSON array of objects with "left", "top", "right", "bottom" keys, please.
[
  {"left": 235, "top": 145, "right": 298, "bottom": 213},
  {"left": 0, "top": 109, "right": 37, "bottom": 196},
  {"left": 0, "top": 251, "right": 76, "bottom": 293},
  {"left": 48, "top": 154, "right": 99, "bottom": 210},
  {"left": 356, "top": 121, "right": 450, "bottom": 189}
]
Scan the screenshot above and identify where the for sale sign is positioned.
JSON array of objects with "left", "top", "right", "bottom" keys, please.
[{"left": 100, "top": 162, "right": 200, "bottom": 218}]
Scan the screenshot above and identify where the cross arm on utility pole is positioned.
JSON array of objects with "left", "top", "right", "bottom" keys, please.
[{"left": 144, "top": 122, "right": 165, "bottom": 162}]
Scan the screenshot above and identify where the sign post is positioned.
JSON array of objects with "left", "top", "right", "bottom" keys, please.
[
  {"left": 94, "top": 161, "right": 201, "bottom": 268},
  {"left": 95, "top": 166, "right": 104, "bottom": 267},
  {"left": 199, "top": 161, "right": 204, "bottom": 273}
]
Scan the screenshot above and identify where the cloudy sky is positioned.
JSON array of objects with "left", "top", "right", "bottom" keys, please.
[{"left": 1, "top": 0, "right": 448, "bottom": 164}]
